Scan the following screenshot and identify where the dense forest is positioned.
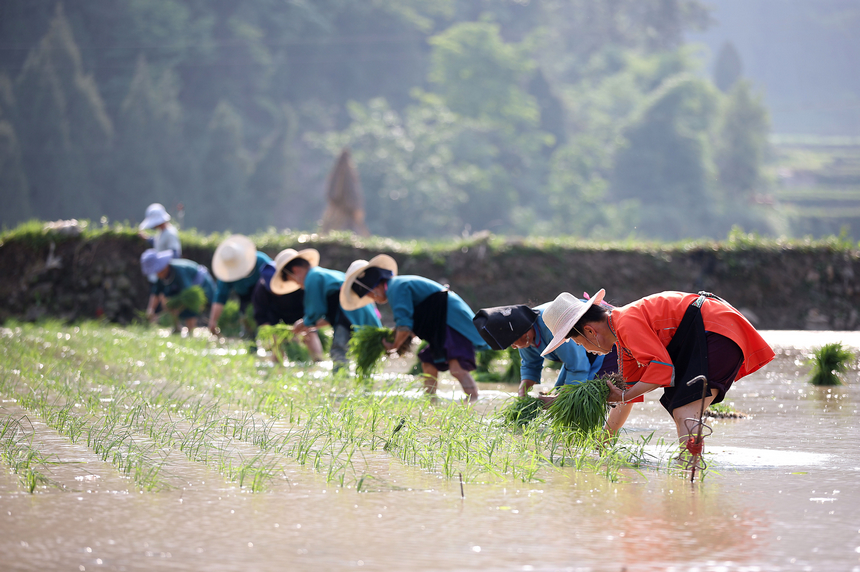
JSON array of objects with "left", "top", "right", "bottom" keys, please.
[
  {"left": 692, "top": 0, "right": 860, "bottom": 138},
  {"left": 0, "top": 1, "right": 784, "bottom": 240}
]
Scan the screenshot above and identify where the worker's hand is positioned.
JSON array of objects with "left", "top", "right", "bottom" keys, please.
[
  {"left": 292, "top": 319, "right": 308, "bottom": 336},
  {"left": 517, "top": 379, "right": 537, "bottom": 397},
  {"left": 536, "top": 392, "right": 557, "bottom": 407},
  {"left": 605, "top": 379, "right": 624, "bottom": 403},
  {"left": 208, "top": 324, "right": 220, "bottom": 336},
  {"left": 382, "top": 338, "right": 396, "bottom": 352}
]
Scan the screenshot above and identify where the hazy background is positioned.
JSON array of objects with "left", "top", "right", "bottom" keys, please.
[{"left": 1, "top": 0, "right": 858, "bottom": 240}]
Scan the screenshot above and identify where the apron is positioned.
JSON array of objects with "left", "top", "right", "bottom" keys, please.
[
  {"left": 326, "top": 291, "right": 352, "bottom": 329},
  {"left": 659, "top": 292, "right": 713, "bottom": 412},
  {"left": 411, "top": 290, "right": 449, "bottom": 363}
]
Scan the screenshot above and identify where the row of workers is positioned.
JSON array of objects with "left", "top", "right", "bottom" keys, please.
[{"left": 140, "top": 232, "right": 775, "bottom": 450}]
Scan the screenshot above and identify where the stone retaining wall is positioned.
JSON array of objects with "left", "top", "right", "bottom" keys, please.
[{"left": 2, "top": 229, "right": 858, "bottom": 330}]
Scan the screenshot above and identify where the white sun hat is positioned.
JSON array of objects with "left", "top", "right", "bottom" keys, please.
[
  {"left": 139, "top": 203, "right": 171, "bottom": 230},
  {"left": 540, "top": 289, "right": 606, "bottom": 356},
  {"left": 212, "top": 234, "right": 257, "bottom": 282},
  {"left": 339, "top": 254, "right": 398, "bottom": 311},
  {"left": 268, "top": 248, "right": 321, "bottom": 294}
]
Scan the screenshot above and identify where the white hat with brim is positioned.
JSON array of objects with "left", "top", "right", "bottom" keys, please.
[
  {"left": 268, "top": 248, "right": 321, "bottom": 294},
  {"left": 540, "top": 289, "right": 606, "bottom": 357},
  {"left": 140, "top": 248, "right": 174, "bottom": 277},
  {"left": 212, "top": 234, "right": 257, "bottom": 282},
  {"left": 139, "top": 203, "right": 171, "bottom": 230},
  {"left": 339, "top": 254, "right": 398, "bottom": 311}
]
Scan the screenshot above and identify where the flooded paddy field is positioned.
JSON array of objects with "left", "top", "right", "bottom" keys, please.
[{"left": 0, "top": 324, "right": 858, "bottom": 571}]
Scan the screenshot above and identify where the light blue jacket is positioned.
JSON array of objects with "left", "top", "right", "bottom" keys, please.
[
  {"left": 386, "top": 275, "right": 489, "bottom": 350},
  {"left": 519, "top": 303, "right": 605, "bottom": 387},
  {"left": 303, "top": 267, "right": 381, "bottom": 328}
]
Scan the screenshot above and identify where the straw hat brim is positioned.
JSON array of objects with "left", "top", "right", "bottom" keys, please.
[
  {"left": 339, "top": 254, "right": 398, "bottom": 311},
  {"left": 212, "top": 235, "right": 257, "bottom": 282},
  {"left": 269, "top": 248, "right": 320, "bottom": 294},
  {"left": 540, "top": 289, "right": 606, "bottom": 356}
]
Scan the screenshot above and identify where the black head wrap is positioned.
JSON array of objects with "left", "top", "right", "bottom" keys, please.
[
  {"left": 351, "top": 267, "right": 393, "bottom": 297},
  {"left": 472, "top": 305, "right": 540, "bottom": 351}
]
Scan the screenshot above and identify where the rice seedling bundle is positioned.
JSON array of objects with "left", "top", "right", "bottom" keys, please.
[
  {"left": 165, "top": 285, "right": 207, "bottom": 314},
  {"left": 809, "top": 342, "right": 854, "bottom": 386},
  {"left": 501, "top": 395, "right": 544, "bottom": 427},
  {"left": 317, "top": 328, "right": 332, "bottom": 353},
  {"left": 257, "top": 324, "right": 295, "bottom": 347},
  {"left": 217, "top": 300, "right": 255, "bottom": 337},
  {"left": 547, "top": 377, "right": 611, "bottom": 433},
  {"left": 257, "top": 324, "right": 295, "bottom": 362},
  {"left": 348, "top": 326, "right": 395, "bottom": 378}
]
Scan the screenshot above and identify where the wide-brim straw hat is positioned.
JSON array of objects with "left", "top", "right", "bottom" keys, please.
[
  {"left": 212, "top": 234, "right": 257, "bottom": 282},
  {"left": 268, "top": 248, "right": 321, "bottom": 294},
  {"left": 339, "top": 254, "right": 398, "bottom": 311},
  {"left": 540, "top": 289, "right": 606, "bottom": 356},
  {"left": 139, "top": 203, "right": 171, "bottom": 230}
]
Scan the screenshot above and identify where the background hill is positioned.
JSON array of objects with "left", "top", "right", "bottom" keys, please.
[{"left": 1, "top": 1, "right": 858, "bottom": 240}]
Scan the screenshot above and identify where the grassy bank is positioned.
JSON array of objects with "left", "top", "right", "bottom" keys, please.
[{"left": 4, "top": 219, "right": 860, "bottom": 254}]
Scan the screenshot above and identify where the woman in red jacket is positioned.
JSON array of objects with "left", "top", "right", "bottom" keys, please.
[{"left": 540, "top": 290, "right": 774, "bottom": 450}]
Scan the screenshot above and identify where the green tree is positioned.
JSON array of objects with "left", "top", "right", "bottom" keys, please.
[
  {"left": 713, "top": 41, "right": 743, "bottom": 93},
  {"left": 714, "top": 79, "right": 769, "bottom": 200},
  {"left": 428, "top": 20, "right": 538, "bottom": 125},
  {"left": 13, "top": 5, "right": 112, "bottom": 222},
  {"left": 611, "top": 75, "right": 720, "bottom": 239},
  {"left": 308, "top": 97, "right": 514, "bottom": 237},
  {"left": 247, "top": 103, "right": 304, "bottom": 231},
  {"left": 0, "top": 122, "right": 30, "bottom": 228},
  {"left": 0, "top": 74, "right": 30, "bottom": 227},
  {"left": 111, "top": 55, "right": 190, "bottom": 223},
  {"left": 194, "top": 101, "right": 253, "bottom": 233},
  {"left": 536, "top": 0, "right": 710, "bottom": 83}
]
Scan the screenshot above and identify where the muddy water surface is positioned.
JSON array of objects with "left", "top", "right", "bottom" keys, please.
[{"left": 1, "top": 331, "right": 859, "bottom": 571}]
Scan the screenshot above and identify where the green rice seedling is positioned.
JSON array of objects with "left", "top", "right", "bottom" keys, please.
[
  {"left": 317, "top": 328, "right": 332, "bottom": 353},
  {"left": 348, "top": 326, "right": 394, "bottom": 379},
  {"left": 256, "top": 323, "right": 296, "bottom": 363},
  {"left": 218, "top": 300, "right": 255, "bottom": 338},
  {"left": 0, "top": 321, "right": 655, "bottom": 492},
  {"left": 165, "top": 285, "right": 208, "bottom": 315},
  {"left": 547, "top": 377, "right": 611, "bottom": 434},
  {"left": 809, "top": 342, "right": 854, "bottom": 386},
  {"left": 500, "top": 396, "right": 545, "bottom": 427},
  {"left": 500, "top": 348, "right": 521, "bottom": 383}
]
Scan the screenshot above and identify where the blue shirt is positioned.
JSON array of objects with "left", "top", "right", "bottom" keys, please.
[
  {"left": 151, "top": 259, "right": 214, "bottom": 301},
  {"left": 214, "top": 251, "right": 273, "bottom": 304},
  {"left": 258, "top": 263, "right": 276, "bottom": 292},
  {"left": 519, "top": 302, "right": 605, "bottom": 387},
  {"left": 302, "top": 266, "right": 381, "bottom": 328},
  {"left": 386, "top": 275, "right": 489, "bottom": 350}
]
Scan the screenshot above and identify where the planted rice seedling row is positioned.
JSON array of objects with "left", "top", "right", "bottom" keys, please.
[{"left": 1, "top": 322, "right": 662, "bottom": 495}]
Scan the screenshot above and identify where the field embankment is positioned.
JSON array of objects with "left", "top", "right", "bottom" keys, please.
[{"left": 1, "top": 222, "right": 858, "bottom": 329}]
